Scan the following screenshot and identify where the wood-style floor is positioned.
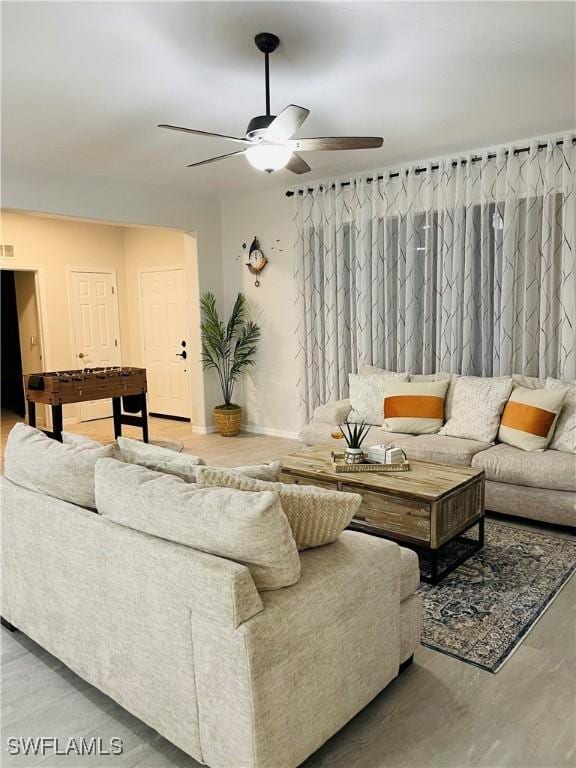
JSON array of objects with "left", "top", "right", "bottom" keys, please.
[{"left": 1, "top": 411, "right": 575, "bottom": 768}]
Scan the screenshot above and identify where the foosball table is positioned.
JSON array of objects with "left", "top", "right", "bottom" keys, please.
[{"left": 24, "top": 367, "right": 148, "bottom": 443}]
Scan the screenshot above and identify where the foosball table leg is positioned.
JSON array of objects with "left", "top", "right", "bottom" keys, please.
[
  {"left": 112, "top": 396, "right": 122, "bottom": 439},
  {"left": 140, "top": 393, "right": 149, "bottom": 443},
  {"left": 27, "top": 400, "right": 36, "bottom": 428},
  {"left": 51, "top": 404, "right": 63, "bottom": 442}
]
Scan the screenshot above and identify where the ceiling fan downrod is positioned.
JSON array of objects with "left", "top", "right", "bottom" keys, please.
[{"left": 254, "top": 32, "right": 280, "bottom": 118}]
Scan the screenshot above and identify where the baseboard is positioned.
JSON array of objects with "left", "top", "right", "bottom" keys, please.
[
  {"left": 191, "top": 424, "right": 217, "bottom": 435},
  {"left": 242, "top": 424, "right": 300, "bottom": 440}
]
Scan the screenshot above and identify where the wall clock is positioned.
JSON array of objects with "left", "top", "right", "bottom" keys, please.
[{"left": 246, "top": 236, "right": 268, "bottom": 287}]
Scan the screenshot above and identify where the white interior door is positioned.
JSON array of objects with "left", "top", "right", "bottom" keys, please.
[
  {"left": 140, "top": 269, "right": 191, "bottom": 419},
  {"left": 69, "top": 270, "right": 121, "bottom": 421}
]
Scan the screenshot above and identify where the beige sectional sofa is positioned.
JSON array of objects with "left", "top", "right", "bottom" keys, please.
[
  {"left": 300, "top": 374, "right": 575, "bottom": 528},
  {"left": 1, "top": 426, "right": 421, "bottom": 768}
]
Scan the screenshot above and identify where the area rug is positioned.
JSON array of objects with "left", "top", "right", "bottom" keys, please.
[{"left": 417, "top": 520, "right": 576, "bottom": 673}]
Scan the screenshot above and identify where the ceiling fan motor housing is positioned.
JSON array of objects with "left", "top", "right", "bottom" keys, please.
[{"left": 245, "top": 114, "right": 276, "bottom": 140}]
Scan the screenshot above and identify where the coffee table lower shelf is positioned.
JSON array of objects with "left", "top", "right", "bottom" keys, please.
[{"left": 348, "top": 515, "right": 485, "bottom": 585}]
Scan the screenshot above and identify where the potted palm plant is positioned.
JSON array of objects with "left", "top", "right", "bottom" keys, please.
[{"left": 200, "top": 292, "right": 261, "bottom": 437}]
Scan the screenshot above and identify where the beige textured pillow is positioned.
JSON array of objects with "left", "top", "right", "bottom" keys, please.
[
  {"left": 382, "top": 380, "right": 449, "bottom": 434},
  {"left": 95, "top": 459, "right": 300, "bottom": 591},
  {"left": 439, "top": 376, "right": 513, "bottom": 443},
  {"left": 196, "top": 467, "right": 361, "bottom": 550},
  {"left": 498, "top": 385, "right": 568, "bottom": 451},
  {"left": 546, "top": 378, "right": 576, "bottom": 454},
  {"left": 349, "top": 372, "right": 409, "bottom": 425},
  {"left": 5, "top": 423, "right": 115, "bottom": 509}
]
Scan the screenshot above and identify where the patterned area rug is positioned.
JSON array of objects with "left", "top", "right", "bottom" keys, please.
[{"left": 418, "top": 520, "right": 576, "bottom": 672}]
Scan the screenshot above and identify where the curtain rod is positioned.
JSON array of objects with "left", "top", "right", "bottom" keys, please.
[{"left": 284, "top": 138, "right": 575, "bottom": 197}]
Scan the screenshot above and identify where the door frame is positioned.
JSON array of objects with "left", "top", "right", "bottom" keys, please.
[
  {"left": 0, "top": 265, "right": 49, "bottom": 427},
  {"left": 138, "top": 265, "right": 192, "bottom": 420},
  {"left": 66, "top": 267, "right": 123, "bottom": 422}
]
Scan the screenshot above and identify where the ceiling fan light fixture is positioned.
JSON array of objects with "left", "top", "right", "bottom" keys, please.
[{"left": 246, "top": 144, "right": 292, "bottom": 173}]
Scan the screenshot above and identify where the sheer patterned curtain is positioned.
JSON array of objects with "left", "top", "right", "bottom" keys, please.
[{"left": 293, "top": 135, "right": 576, "bottom": 422}]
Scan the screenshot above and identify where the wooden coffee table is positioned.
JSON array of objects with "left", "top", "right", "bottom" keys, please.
[{"left": 281, "top": 445, "right": 485, "bottom": 584}]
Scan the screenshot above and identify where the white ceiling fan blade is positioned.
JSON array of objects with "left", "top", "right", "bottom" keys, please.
[
  {"left": 187, "top": 149, "right": 246, "bottom": 168},
  {"left": 265, "top": 105, "right": 310, "bottom": 142},
  {"left": 159, "top": 125, "right": 250, "bottom": 145},
  {"left": 286, "top": 153, "right": 311, "bottom": 175}
]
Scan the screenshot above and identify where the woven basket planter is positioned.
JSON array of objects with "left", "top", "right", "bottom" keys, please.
[{"left": 213, "top": 405, "right": 242, "bottom": 437}]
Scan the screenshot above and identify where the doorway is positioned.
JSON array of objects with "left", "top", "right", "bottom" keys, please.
[
  {"left": 68, "top": 269, "right": 122, "bottom": 421},
  {"left": 1, "top": 272, "right": 25, "bottom": 417},
  {"left": 139, "top": 268, "right": 191, "bottom": 420},
  {"left": 0, "top": 268, "right": 45, "bottom": 423}
]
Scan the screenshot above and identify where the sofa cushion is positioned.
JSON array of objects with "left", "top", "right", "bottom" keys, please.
[
  {"left": 95, "top": 458, "right": 301, "bottom": 591},
  {"left": 546, "top": 378, "right": 576, "bottom": 454},
  {"left": 117, "top": 436, "right": 205, "bottom": 479},
  {"left": 358, "top": 365, "right": 409, "bottom": 378},
  {"left": 196, "top": 467, "right": 362, "bottom": 550},
  {"left": 471, "top": 444, "right": 576, "bottom": 492},
  {"left": 117, "top": 436, "right": 281, "bottom": 482},
  {"left": 512, "top": 373, "right": 547, "bottom": 390},
  {"left": 313, "top": 399, "right": 351, "bottom": 425},
  {"left": 349, "top": 372, "right": 410, "bottom": 425},
  {"left": 388, "top": 434, "right": 492, "bottom": 466},
  {"left": 400, "top": 547, "right": 420, "bottom": 601},
  {"left": 5, "top": 423, "right": 115, "bottom": 509},
  {"left": 439, "top": 376, "right": 512, "bottom": 442},
  {"left": 498, "top": 385, "right": 568, "bottom": 451},
  {"left": 381, "top": 380, "right": 450, "bottom": 435}
]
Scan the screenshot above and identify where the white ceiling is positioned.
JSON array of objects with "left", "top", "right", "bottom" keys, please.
[{"left": 2, "top": 1, "right": 574, "bottom": 199}]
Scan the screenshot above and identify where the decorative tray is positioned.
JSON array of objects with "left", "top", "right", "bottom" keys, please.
[{"left": 330, "top": 452, "right": 410, "bottom": 474}]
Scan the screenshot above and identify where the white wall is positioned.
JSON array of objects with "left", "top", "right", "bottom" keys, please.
[
  {"left": 220, "top": 188, "right": 299, "bottom": 437},
  {"left": 1, "top": 170, "right": 223, "bottom": 428}
]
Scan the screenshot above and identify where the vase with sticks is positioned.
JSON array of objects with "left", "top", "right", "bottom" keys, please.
[{"left": 339, "top": 419, "right": 370, "bottom": 464}]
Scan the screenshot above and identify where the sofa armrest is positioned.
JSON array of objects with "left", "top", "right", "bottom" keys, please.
[
  {"left": 313, "top": 398, "right": 351, "bottom": 425},
  {"left": 194, "top": 531, "right": 402, "bottom": 768}
]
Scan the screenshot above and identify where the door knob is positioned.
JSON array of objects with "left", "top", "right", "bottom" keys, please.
[
  {"left": 176, "top": 350, "right": 187, "bottom": 360},
  {"left": 78, "top": 353, "right": 85, "bottom": 359}
]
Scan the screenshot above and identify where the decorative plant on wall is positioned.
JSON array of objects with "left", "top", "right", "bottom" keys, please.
[{"left": 200, "top": 292, "right": 261, "bottom": 436}]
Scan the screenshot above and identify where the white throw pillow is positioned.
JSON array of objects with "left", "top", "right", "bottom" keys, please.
[
  {"left": 196, "top": 467, "right": 361, "bottom": 550},
  {"left": 117, "top": 436, "right": 204, "bottom": 480},
  {"left": 117, "top": 436, "right": 281, "bottom": 482},
  {"left": 498, "top": 385, "right": 568, "bottom": 452},
  {"left": 61, "top": 431, "right": 105, "bottom": 449},
  {"left": 545, "top": 378, "right": 576, "bottom": 453},
  {"left": 5, "top": 423, "right": 115, "bottom": 508},
  {"left": 349, "top": 372, "right": 409, "bottom": 425},
  {"left": 439, "top": 376, "right": 513, "bottom": 443},
  {"left": 381, "top": 380, "right": 450, "bottom": 434},
  {"left": 95, "top": 459, "right": 300, "bottom": 591}
]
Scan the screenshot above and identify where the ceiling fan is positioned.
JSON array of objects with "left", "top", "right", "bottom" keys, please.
[{"left": 158, "top": 32, "right": 384, "bottom": 174}]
